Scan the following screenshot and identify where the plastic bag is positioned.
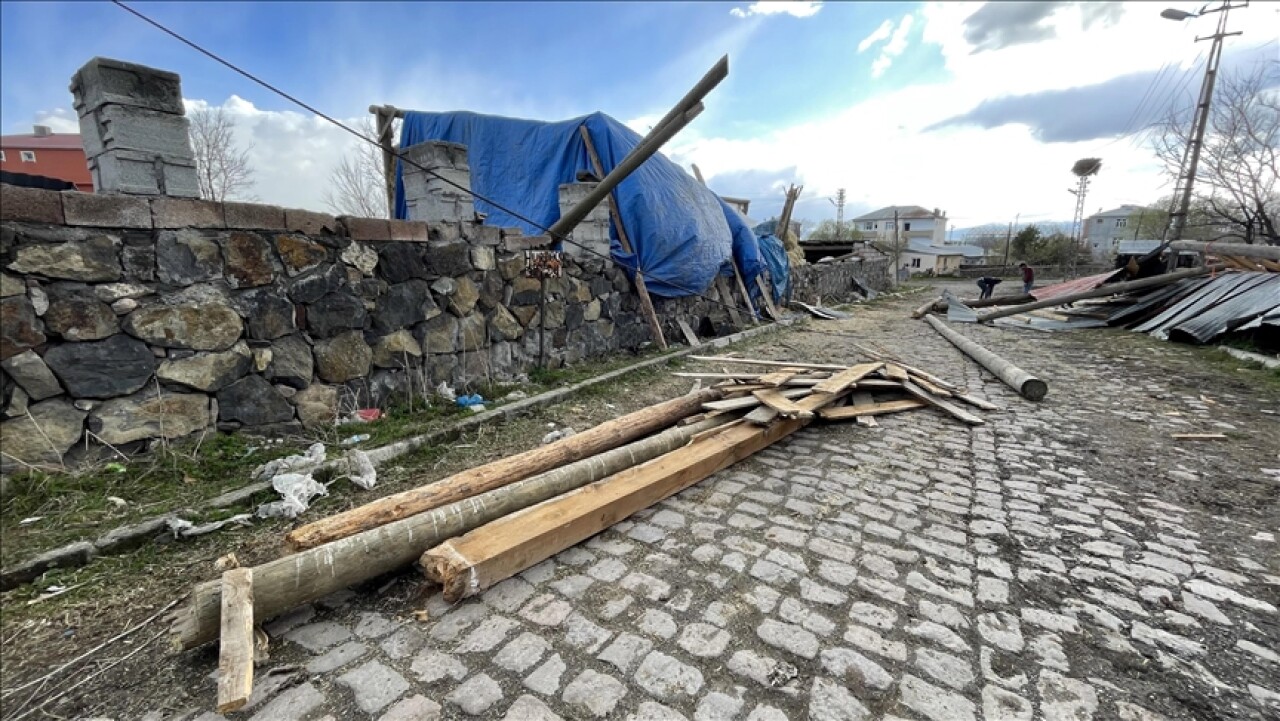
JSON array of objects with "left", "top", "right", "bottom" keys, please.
[
  {"left": 252, "top": 442, "right": 326, "bottom": 481},
  {"left": 256, "top": 473, "right": 327, "bottom": 519},
  {"left": 344, "top": 450, "right": 377, "bottom": 490}
]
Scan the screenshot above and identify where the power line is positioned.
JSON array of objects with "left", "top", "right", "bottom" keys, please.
[{"left": 108, "top": 1, "right": 767, "bottom": 322}]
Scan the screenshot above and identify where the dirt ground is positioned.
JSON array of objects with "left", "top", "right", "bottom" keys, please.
[{"left": 1, "top": 279, "right": 1277, "bottom": 721}]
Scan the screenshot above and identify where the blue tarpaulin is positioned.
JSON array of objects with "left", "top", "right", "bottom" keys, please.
[
  {"left": 755, "top": 233, "right": 791, "bottom": 303},
  {"left": 394, "top": 110, "right": 762, "bottom": 298}
]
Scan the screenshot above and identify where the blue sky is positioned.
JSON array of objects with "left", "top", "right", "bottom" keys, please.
[{"left": 2, "top": 1, "right": 1276, "bottom": 230}]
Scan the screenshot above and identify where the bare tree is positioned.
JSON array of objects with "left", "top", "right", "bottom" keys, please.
[
  {"left": 325, "top": 117, "right": 391, "bottom": 219},
  {"left": 1151, "top": 63, "right": 1280, "bottom": 244},
  {"left": 189, "top": 106, "right": 256, "bottom": 202}
]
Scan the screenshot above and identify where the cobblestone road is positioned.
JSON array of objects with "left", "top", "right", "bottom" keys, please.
[{"left": 147, "top": 287, "right": 1278, "bottom": 721}]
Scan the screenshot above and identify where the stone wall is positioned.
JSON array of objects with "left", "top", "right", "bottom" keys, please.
[
  {"left": 2, "top": 186, "right": 874, "bottom": 468},
  {"left": 791, "top": 257, "right": 890, "bottom": 304}
]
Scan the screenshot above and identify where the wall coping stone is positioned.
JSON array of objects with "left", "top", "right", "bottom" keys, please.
[
  {"left": 62, "top": 192, "right": 152, "bottom": 229},
  {"left": 0, "top": 185, "right": 65, "bottom": 225},
  {"left": 224, "top": 201, "right": 286, "bottom": 230},
  {"left": 151, "top": 197, "right": 224, "bottom": 229}
]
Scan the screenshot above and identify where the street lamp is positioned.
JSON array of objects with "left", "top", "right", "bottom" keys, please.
[{"left": 1160, "top": 8, "right": 1196, "bottom": 21}]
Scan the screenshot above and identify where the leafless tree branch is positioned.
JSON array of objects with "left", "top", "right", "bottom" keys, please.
[
  {"left": 324, "top": 117, "right": 391, "bottom": 219},
  {"left": 189, "top": 107, "right": 256, "bottom": 203}
]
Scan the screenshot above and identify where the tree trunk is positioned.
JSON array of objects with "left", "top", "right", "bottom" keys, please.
[
  {"left": 924, "top": 315, "right": 1048, "bottom": 401},
  {"left": 172, "top": 415, "right": 733, "bottom": 651},
  {"left": 421, "top": 417, "right": 808, "bottom": 602},
  {"left": 284, "top": 389, "right": 721, "bottom": 551}
]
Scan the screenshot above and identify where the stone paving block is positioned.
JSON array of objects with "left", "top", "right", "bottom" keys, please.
[
  {"left": 409, "top": 649, "right": 468, "bottom": 684},
  {"left": 599, "top": 632, "right": 654, "bottom": 673},
  {"left": 247, "top": 682, "right": 324, "bottom": 721},
  {"left": 338, "top": 660, "right": 409, "bottom": 714},
  {"left": 306, "top": 640, "right": 369, "bottom": 674},
  {"left": 446, "top": 672, "right": 504, "bottom": 716},
  {"left": 757, "top": 618, "right": 820, "bottom": 659},
  {"left": 900, "top": 674, "right": 977, "bottom": 721},
  {"left": 634, "top": 651, "right": 704, "bottom": 700},
  {"left": 809, "top": 677, "right": 870, "bottom": 721},
  {"left": 677, "top": 622, "right": 731, "bottom": 658},
  {"left": 628, "top": 701, "right": 690, "bottom": 720},
  {"left": 694, "top": 689, "right": 745, "bottom": 721},
  {"left": 500, "top": 695, "right": 562, "bottom": 721},
  {"left": 284, "top": 621, "right": 352, "bottom": 652},
  {"left": 562, "top": 669, "right": 627, "bottom": 717},
  {"left": 524, "top": 653, "right": 567, "bottom": 695}
]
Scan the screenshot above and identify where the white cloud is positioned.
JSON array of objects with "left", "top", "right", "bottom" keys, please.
[
  {"left": 31, "top": 108, "right": 78, "bottom": 133},
  {"left": 730, "top": 2, "right": 822, "bottom": 19},
  {"left": 870, "top": 14, "right": 915, "bottom": 78},
  {"left": 857, "top": 19, "right": 894, "bottom": 53}
]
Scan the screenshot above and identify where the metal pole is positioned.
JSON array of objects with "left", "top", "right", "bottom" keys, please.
[{"left": 548, "top": 103, "right": 704, "bottom": 240}]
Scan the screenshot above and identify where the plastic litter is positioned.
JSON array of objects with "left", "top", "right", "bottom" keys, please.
[
  {"left": 340, "top": 434, "right": 371, "bottom": 446},
  {"left": 251, "top": 442, "right": 326, "bottom": 481},
  {"left": 436, "top": 382, "right": 457, "bottom": 402},
  {"left": 455, "top": 394, "right": 485, "bottom": 408},
  {"left": 503, "top": 390, "right": 529, "bottom": 402},
  {"left": 541, "top": 428, "right": 577, "bottom": 445},
  {"left": 168, "top": 513, "right": 254, "bottom": 538},
  {"left": 468, "top": 404, "right": 487, "bottom": 413},
  {"left": 256, "top": 473, "right": 328, "bottom": 519},
  {"left": 343, "top": 450, "right": 377, "bottom": 490}
]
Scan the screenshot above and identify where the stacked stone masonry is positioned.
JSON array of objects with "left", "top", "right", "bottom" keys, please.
[{"left": 0, "top": 185, "right": 888, "bottom": 468}]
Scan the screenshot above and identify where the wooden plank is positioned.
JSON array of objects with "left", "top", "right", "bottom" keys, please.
[
  {"left": 901, "top": 380, "right": 986, "bottom": 426},
  {"left": 753, "top": 388, "right": 815, "bottom": 419},
  {"left": 881, "top": 363, "right": 910, "bottom": 382},
  {"left": 690, "top": 356, "right": 848, "bottom": 372},
  {"left": 744, "top": 404, "right": 780, "bottom": 425},
  {"left": 758, "top": 368, "right": 806, "bottom": 387},
  {"left": 731, "top": 263, "right": 760, "bottom": 325},
  {"left": 701, "top": 387, "right": 809, "bottom": 412},
  {"left": 954, "top": 393, "right": 1000, "bottom": 411},
  {"left": 579, "top": 125, "right": 667, "bottom": 350},
  {"left": 811, "top": 362, "right": 885, "bottom": 395},
  {"left": 818, "top": 399, "right": 927, "bottom": 420},
  {"left": 374, "top": 108, "right": 397, "bottom": 219},
  {"left": 716, "top": 276, "right": 745, "bottom": 328},
  {"left": 910, "top": 374, "right": 954, "bottom": 397},
  {"left": 677, "top": 319, "right": 701, "bottom": 347},
  {"left": 216, "top": 568, "right": 254, "bottom": 714},
  {"left": 854, "top": 379, "right": 906, "bottom": 390},
  {"left": 1171, "top": 433, "right": 1227, "bottom": 440},
  {"left": 755, "top": 276, "right": 782, "bottom": 321},
  {"left": 690, "top": 418, "right": 746, "bottom": 443},
  {"left": 420, "top": 417, "right": 810, "bottom": 601}
]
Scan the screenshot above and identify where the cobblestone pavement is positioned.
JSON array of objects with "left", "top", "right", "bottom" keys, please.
[{"left": 145, "top": 287, "right": 1277, "bottom": 721}]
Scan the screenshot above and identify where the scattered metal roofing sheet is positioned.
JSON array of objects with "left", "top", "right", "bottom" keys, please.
[
  {"left": 1105, "top": 277, "right": 1213, "bottom": 327},
  {"left": 1166, "top": 275, "right": 1280, "bottom": 344},
  {"left": 1135, "top": 272, "right": 1272, "bottom": 338},
  {"left": 1029, "top": 269, "right": 1124, "bottom": 301}
]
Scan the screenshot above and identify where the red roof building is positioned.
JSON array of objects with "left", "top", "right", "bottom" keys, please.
[{"left": 1, "top": 125, "right": 93, "bottom": 192}]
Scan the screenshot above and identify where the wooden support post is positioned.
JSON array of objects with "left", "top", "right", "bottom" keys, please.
[
  {"left": 420, "top": 417, "right": 808, "bottom": 601},
  {"left": 216, "top": 568, "right": 254, "bottom": 714},
  {"left": 373, "top": 106, "right": 397, "bottom": 219},
  {"left": 677, "top": 319, "right": 701, "bottom": 347},
  {"left": 731, "top": 262, "right": 759, "bottom": 324},
  {"left": 284, "top": 389, "right": 721, "bottom": 551},
  {"left": 173, "top": 412, "right": 731, "bottom": 651},
  {"left": 924, "top": 315, "right": 1048, "bottom": 401},
  {"left": 756, "top": 276, "right": 782, "bottom": 320},
  {"left": 716, "top": 276, "right": 744, "bottom": 328},
  {"left": 578, "top": 126, "right": 668, "bottom": 350}
]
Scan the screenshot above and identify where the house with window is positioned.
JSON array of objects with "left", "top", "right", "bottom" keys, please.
[
  {"left": 897, "top": 238, "right": 965, "bottom": 276},
  {"left": 0, "top": 125, "right": 93, "bottom": 192},
  {"left": 851, "top": 205, "right": 949, "bottom": 247},
  {"left": 1082, "top": 204, "right": 1150, "bottom": 260}
]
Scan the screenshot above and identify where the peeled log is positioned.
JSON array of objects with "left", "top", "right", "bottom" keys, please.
[
  {"left": 172, "top": 414, "right": 734, "bottom": 651},
  {"left": 284, "top": 388, "right": 721, "bottom": 551},
  {"left": 924, "top": 315, "right": 1047, "bottom": 401},
  {"left": 422, "top": 417, "right": 808, "bottom": 602},
  {"left": 1170, "top": 241, "right": 1280, "bottom": 262}
]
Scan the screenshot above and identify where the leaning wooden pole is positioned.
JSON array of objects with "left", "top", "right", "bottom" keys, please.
[
  {"left": 980, "top": 265, "right": 1225, "bottom": 322},
  {"left": 284, "top": 389, "right": 721, "bottom": 551},
  {"left": 1169, "top": 240, "right": 1280, "bottom": 262},
  {"left": 421, "top": 417, "right": 808, "bottom": 602},
  {"left": 172, "top": 414, "right": 734, "bottom": 651},
  {"left": 925, "top": 315, "right": 1048, "bottom": 401}
]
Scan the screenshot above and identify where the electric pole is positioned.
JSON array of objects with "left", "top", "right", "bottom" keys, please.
[
  {"left": 1160, "top": 1, "right": 1247, "bottom": 269},
  {"left": 829, "top": 189, "right": 847, "bottom": 241}
]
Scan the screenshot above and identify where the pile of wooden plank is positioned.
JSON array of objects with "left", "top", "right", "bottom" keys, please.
[{"left": 175, "top": 353, "right": 993, "bottom": 712}]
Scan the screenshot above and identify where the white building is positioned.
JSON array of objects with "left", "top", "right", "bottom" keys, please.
[
  {"left": 898, "top": 239, "right": 965, "bottom": 276},
  {"left": 851, "top": 205, "right": 949, "bottom": 247},
  {"left": 1083, "top": 204, "right": 1149, "bottom": 260}
]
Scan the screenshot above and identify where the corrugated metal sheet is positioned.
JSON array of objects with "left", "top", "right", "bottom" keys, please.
[
  {"left": 1135, "top": 273, "right": 1272, "bottom": 337},
  {"left": 1166, "top": 275, "right": 1280, "bottom": 344},
  {"left": 1030, "top": 269, "right": 1124, "bottom": 301},
  {"left": 1105, "top": 277, "right": 1212, "bottom": 326}
]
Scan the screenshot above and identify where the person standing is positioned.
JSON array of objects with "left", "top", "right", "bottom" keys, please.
[
  {"left": 976, "top": 276, "right": 1002, "bottom": 299},
  {"left": 1019, "top": 262, "right": 1035, "bottom": 294},
  {"left": 898, "top": 264, "right": 911, "bottom": 283}
]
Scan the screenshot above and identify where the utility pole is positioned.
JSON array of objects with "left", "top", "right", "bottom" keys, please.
[
  {"left": 893, "top": 209, "right": 900, "bottom": 266},
  {"left": 1159, "top": 0, "right": 1247, "bottom": 269},
  {"left": 1003, "top": 212, "right": 1019, "bottom": 267},
  {"left": 829, "top": 188, "right": 847, "bottom": 241}
]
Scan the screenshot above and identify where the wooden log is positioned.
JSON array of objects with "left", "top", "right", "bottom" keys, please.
[
  {"left": 420, "top": 417, "right": 809, "bottom": 601},
  {"left": 172, "top": 415, "right": 733, "bottom": 651},
  {"left": 925, "top": 294, "right": 1034, "bottom": 314},
  {"left": 912, "top": 298, "right": 939, "bottom": 319},
  {"left": 701, "top": 387, "right": 808, "bottom": 412},
  {"left": 901, "top": 380, "right": 986, "bottom": 426},
  {"left": 924, "top": 315, "right": 1048, "bottom": 401},
  {"left": 216, "top": 568, "right": 254, "bottom": 714},
  {"left": 579, "top": 125, "right": 668, "bottom": 350},
  {"left": 818, "top": 399, "right": 926, "bottom": 420},
  {"left": 1169, "top": 240, "right": 1280, "bottom": 261},
  {"left": 981, "top": 265, "right": 1224, "bottom": 321},
  {"left": 284, "top": 389, "right": 720, "bottom": 551}
]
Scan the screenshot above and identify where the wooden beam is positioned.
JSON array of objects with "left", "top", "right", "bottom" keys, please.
[
  {"left": 818, "top": 399, "right": 926, "bottom": 420},
  {"left": 811, "top": 362, "right": 885, "bottom": 394},
  {"left": 690, "top": 356, "right": 848, "bottom": 372},
  {"left": 753, "top": 388, "right": 815, "bottom": 419},
  {"left": 755, "top": 276, "right": 782, "bottom": 320},
  {"left": 757, "top": 368, "right": 806, "bottom": 387},
  {"left": 881, "top": 363, "right": 910, "bottom": 382},
  {"left": 716, "top": 276, "right": 745, "bottom": 328},
  {"left": 701, "top": 387, "right": 808, "bottom": 412},
  {"left": 901, "top": 380, "right": 986, "bottom": 426},
  {"left": 731, "top": 262, "right": 760, "bottom": 325},
  {"left": 216, "top": 568, "right": 254, "bottom": 714},
  {"left": 578, "top": 125, "right": 668, "bottom": 350},
  {"left": 677, "top": 319, "right": 701, "bottom": 347},
  {"left": 373, "top": 107, "right": 397, "bottom": 220},
  {"left": 1169, "top": 240, "right": 1280, "bottom": 261},
  {"left": 420, "top": 417, "right": 809, "bottom": 601},
  {"left": 284, "top": 389, "right": 720, "bottom": 551}
]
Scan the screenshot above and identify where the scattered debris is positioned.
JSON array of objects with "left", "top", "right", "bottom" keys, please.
[
  {"left": 339, "top": 434, "right": 371, "bottom": 446},
  {"left": 251, "top": 443, "right": 326, "bottom": 482},
  {"left": 541, "top": 428, "right": 577, "bottom": 445},
  {"left": 169, "top": 514, "right": 254, "bottom": 538},
  {"left": 255, "top": 475, "right": 326, "bottom": 519},
  {"left": 343, "top": 450, "right": 377, "bottom": 491}
]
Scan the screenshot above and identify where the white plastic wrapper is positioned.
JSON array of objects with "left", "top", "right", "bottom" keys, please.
[
  {"left": 256, "top": 472, "right": 328, "bottom": 519},
  {"left": 344, "top": 449, "right": 377, "bottom": 490},
  {"left": 252, "top": 442, "right": 326, "bottom": 481},
  {"left": 436, "top": 381, "right": 457, "bottom": 402},
  {"left": 541, "top": 427, "right": 577, "bottom": 445},
  {"left": 167, "top": 513, "right": 254, "bottom": 539}
]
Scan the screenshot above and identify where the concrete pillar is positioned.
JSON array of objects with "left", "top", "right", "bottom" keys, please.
[
  {"left": 70, "top": 57, "right": 199, "bottom": 197},
  {"left": 557, "top": 182, "right": 612, "bottom": 259},
  {"left": 402, "top": 141, "right": 473, "bottom": 223}
]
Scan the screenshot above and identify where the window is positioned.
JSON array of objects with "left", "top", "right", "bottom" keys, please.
[
  {"left": 0, "top": 150, "right": 5, "bottom": 161},
  {"left": 20, "top": 150, "right": 35, "bottom": 162},
  {"left": 903, "top": 222, "right": 912, "bottom": 231},
  {"left": 1096, "top": 218, "right": 1104, "bottom": 224},
  {"left": 1114, "top": 218, "right": 1127, "bottom": 228},
  {"left": 864, "top": 222, "right": 874, "bottom": 230},
  {"left": 911, "top": 257, "right": 921, "bottom": 268}
]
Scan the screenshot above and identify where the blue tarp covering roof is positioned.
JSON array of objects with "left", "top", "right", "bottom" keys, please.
[{"left": 394, "top": 110, "right": 763, "bottom": 299}]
